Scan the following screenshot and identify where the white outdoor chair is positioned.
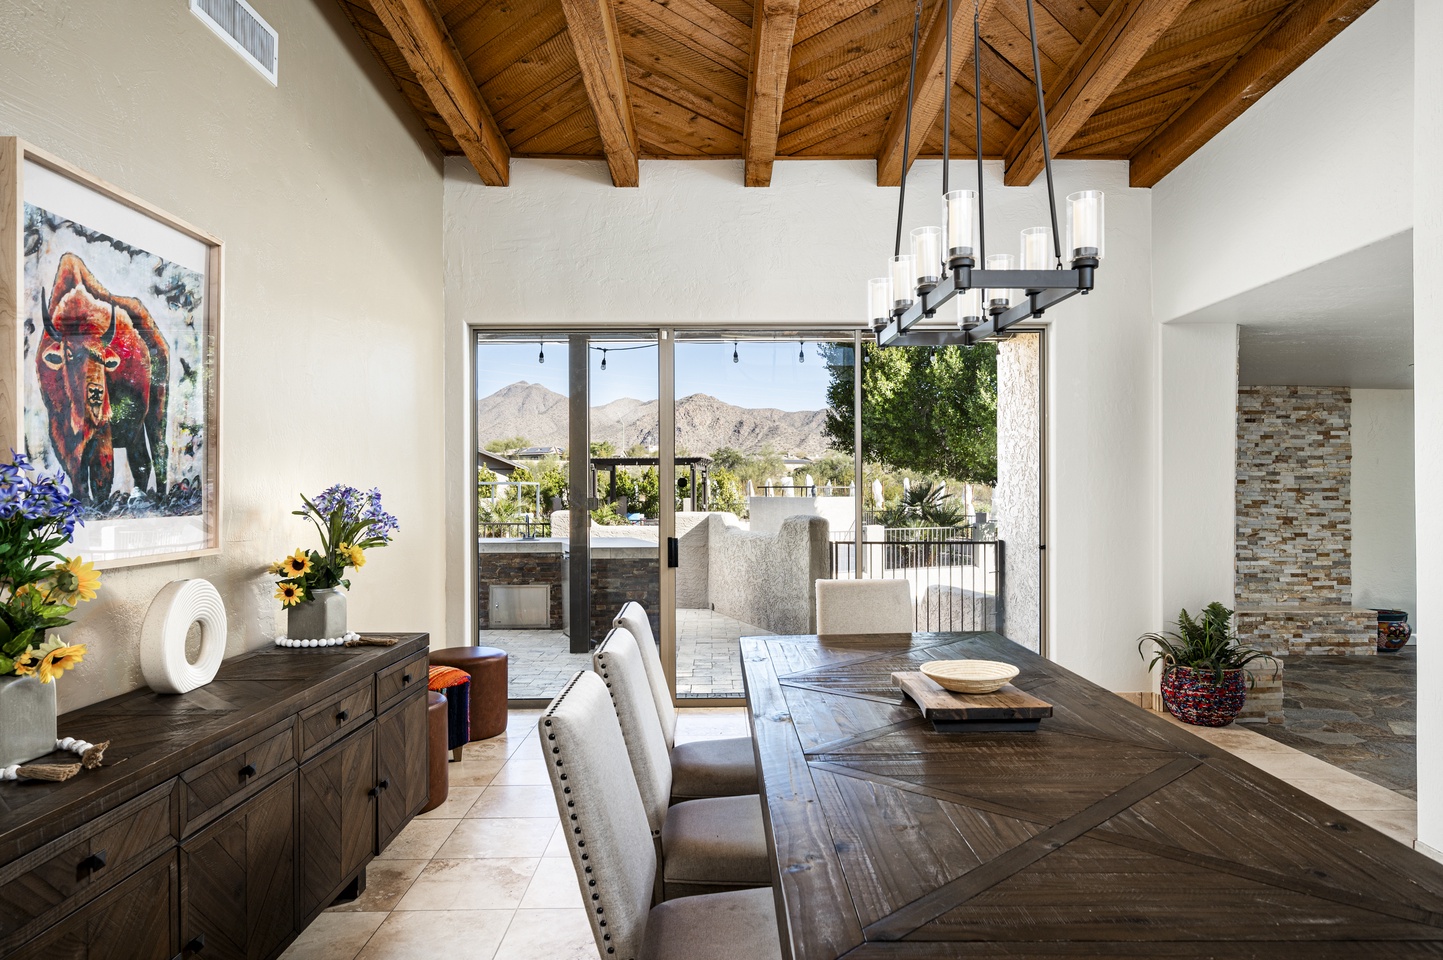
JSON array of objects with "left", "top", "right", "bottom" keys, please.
[
  {"left": 815, "top": 579, "right": 915, "bottom": 634},
  {"left": 613, "top": 602, "right": 758, "bottom": 801},
  {"left": 540, "top": 672, "right": 783, "bottom": 960},
  {"left": 594, "top": 627, "right": 770, "bottom": 899}
]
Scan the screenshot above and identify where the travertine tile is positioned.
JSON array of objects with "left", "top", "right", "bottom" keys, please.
[
  {"left": 489, "top": 755, "right": 552, "bottom": 786},
  {"left": 280, "top": 911, "right": 385, "bottom": 960},
  {"left": 448, "top": 758, "right": 506, "bottom": 787},
  {"left": 1346, "top": 808, "right": 1418, "bottom": 846},
  {"left": 519, "top": 855, "right": 584, "bottom": 910},
  {"left": 376, "top": 818, "right": 460, "bottom": 861},
  {"left": 355, "top": 909, "right": 512, "bottom": 960},
  {"left": 437, "top": 817, "right": 558, "bottom": 859},
  {"left": 393, "top": 858, "right": 538, "bottom": 911},
  {"left": 1284, "top": 776, "right": 1416, "bottom": 812},
  {"left": 493, "top": 908, "right": 600, "bottom": 960},
  {"left": 468, "top": 784, "right": 559, "bottom": 819},
  {"left": 326, "top": 860, "right": 426, "bottom": 913},
  {"left": 543, "top": 822, "right": 569, "bottom": 858},
  {"left": 416, "top": 786, "right": 483, "bottom": 820}
]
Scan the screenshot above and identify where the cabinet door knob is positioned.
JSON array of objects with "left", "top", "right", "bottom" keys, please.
[
  {"left": 239, "top": 763, "right": 257, "bottom": 778},
  {"left": 379, "top": 779, "right": 389, "bottom": 790},
  {"left": 83, "top": 849, "right": 107, "bottom": 872},
  {"left": 402, "top": 673, "right": 412, "bottom": 683},
  {"left": 186, "top": 933, "right": 206, "bottom": 954},
  {"left": 336, "top": 709, "right": 349, "bottom": 722},
  {"left": 368, "top": 786, "right": 380, "bottom": 798}
]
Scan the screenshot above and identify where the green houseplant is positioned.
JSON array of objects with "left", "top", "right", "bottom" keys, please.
[{"left": 1137, "top": 603, "right": 1278, "bottom": 727}]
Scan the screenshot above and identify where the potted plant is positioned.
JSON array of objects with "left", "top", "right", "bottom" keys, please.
[
  {"left": 0, "top": 453, "right": 100, "bottom": 766},
  {"left": 271, "top": 485, "right": 398, "bottom": 641},
  {"left": 1137, "top": 603, "right": 1277, "bottom": 727}
]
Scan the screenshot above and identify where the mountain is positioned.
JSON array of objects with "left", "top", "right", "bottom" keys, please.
[{"left": 476, "top": 382, "right": 834, "bottom": 459}]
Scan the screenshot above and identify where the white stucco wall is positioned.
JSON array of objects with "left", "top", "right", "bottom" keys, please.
[
  {"left": 0, "top": 0, "right": 446, "bottom": 709},
  {"left": 446, "top": 157, "right": 1158, "bottom": 692},
  {"left": 1414, "top": 0, "right": 1443, "bottom": 859},
  {"left": 996, "top": 334, "right": 1041, "bottom": 653},
  {"left": 1352, "top": 389, "right": 1416, "bottom": 620},
  {"left": 1152, "top": 0, "right": 1414, "bottom": 323}
]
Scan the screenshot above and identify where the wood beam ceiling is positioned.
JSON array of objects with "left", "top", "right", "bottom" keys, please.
[
  {"left": 370, "top": 0, "right": 511, "bottom": 185},
  {"left": 876, "top": 0, "right": 1001, "bottom": 188},
  {"left": 1003, "top": 0, "right": 1191, "bottom": 186},
  {"left": 1127, "top": 0, "right": 1379, "bottom": 187},
  {"left": 560, "top": 0, "right": 641, "bottom": 186},
  {"left": 742, "top": 0, "right": 803, "bottom": 186}
]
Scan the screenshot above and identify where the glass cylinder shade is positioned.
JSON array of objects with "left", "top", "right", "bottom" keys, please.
[
  {"left": 1021, "top": 226, "right": 1050, "bottom": 270},
  {"left": 911, "top": 227, "right": 942, "bottom": 291},
  {"left": 984, "top": 253, "right": 1015, "bottom": 310},
  {"left": 956, "top": 286, "right": 983, "bottom": 330},
  {"left": 889, "top": 255, "right": 915, "bottom": 311},
  {"left": 1067, "top": 190, "right": 1105, "bottom": 260},
  {"left": 945, "top": 190, "right": 975, "bottom": 260},
  {"left": 867, "top": 277, "right": 892, "bottom": 326}
]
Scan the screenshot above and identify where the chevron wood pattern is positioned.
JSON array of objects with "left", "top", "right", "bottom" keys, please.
[
  {"left": 338, "top": 0, "right": 1378, "bottom": 186},
  {"left": 741, "top": 631, "right": 1443, "bottom": 959},
  {"left": 376, "top": 692, "right": 430, "bottom": 853},
  {"left": 7, "top": 854, "right": 176, "bottom": 960},
  {"left": 299, "top": 725, "right": 376, "bottom": 921}
]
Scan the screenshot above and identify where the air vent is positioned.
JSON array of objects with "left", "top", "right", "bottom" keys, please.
[{"left": 190, "top": 0, "right": 279, "bottom": 85}]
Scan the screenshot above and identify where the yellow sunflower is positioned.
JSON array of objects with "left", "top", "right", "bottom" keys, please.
[
  {"left": 281, "top": 550, "right": 313, "bottom": 578},
  {"left": 51, "top": 557, "right": 101, "bottom": 605},
  {"left": 12, "top": 647, "right": 39, "bottom": 678},
  {"left": 275, "top": 582, "right": 305, "bottom": 607},
  {"left": 36, "top": 643, "right": 86, "bottom": 684},
  {"left": 340, "top": 543, "right": 366, "bottom": 568}
]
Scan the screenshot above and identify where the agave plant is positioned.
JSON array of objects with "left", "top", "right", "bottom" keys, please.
[{"left": 1137, "top": 602, "right": 1278, "bottom": 686}]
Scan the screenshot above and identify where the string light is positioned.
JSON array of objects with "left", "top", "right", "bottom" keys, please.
[
  {"left": 733, "top": 341, "right": 739, "bottom": 364},
  {"left": 538, "top": 343, "right": 545, "bottom": 364},
  {"left": 798, "top": 341, "right": 806, "bottom": 363},
  {"left": 600, "top": 348, "right": 608, "bottom": 371}
]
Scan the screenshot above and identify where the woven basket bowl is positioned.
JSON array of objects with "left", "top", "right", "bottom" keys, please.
[{"left": 920, "top": 659, "right": 1020, "bottom": 694}]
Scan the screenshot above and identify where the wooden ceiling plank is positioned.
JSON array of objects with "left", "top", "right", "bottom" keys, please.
[
  {"left": 513, "top": 103, "right": 607, "bottom": 154},
  {"left": 743, "top": 0, "right": 805, "bottom": 185},
  {"left": 1151, "top": 0, "right": 1289, "bottom": 52},
  {"left": 1129, "top": 0, "right": 1379, "bottom": 187},
  {"left": 784, "top": 85, "right": 900, "bottom": 152},
  {"left": 621, "top": 30, "right": 750, "bottom": 108},
  {"left": 976, "top": 41, "right": 1040, "bottom": 127},
  {"left": 782, "top": 67, "right": 905, "bottom": 137},
  {"left": 1003, "top": 0, "right": 1191, "bottom": 186},
  {"left": 1036, "top": 0, "right": 1101, "bottom": 44},
  {"left": 630, "top": 67, "right": 748, "bottom": 131},
  {"left": 786, "top": 35, "right": 913, "bottom": 109},
  {"left": 795, "top": 0, "right": 885, "bottom": 44},
  {"left": 368, "top": 0, "right": 510, "bottom": 183},
  {"left": 788, "top": 121, "right": 887, "bottom": 157},
  {"left": 560, "top": 0, "right": 641, "bottom": 186},
  {"left": 876, "top": 0, "right": 1002, "bottom": 186},
  {"left": 480, "top": 29, "right": 580, "bottom": 115},
  {"left": 615, "top": 0, "right": 751, "bottom": 72},
  {"left": 498, "top": 74, "right": 594, "bottom": 143},
  {"left": 982, "top": 1, "right": 1066, "bottom": 85},
  {"left": 1111, "top": 22, "right": 1270, "bottom": 101},
  {"left": 632, "top": 85, "right": 745, "bottom": 153},
  {"left": 791, "top": 0, "right": 913, "bottom": 74}
]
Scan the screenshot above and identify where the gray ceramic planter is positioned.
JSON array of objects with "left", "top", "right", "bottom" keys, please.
[
  {"left": 287, "top": 587, "right": 348, "bottom": 640},
  {"left": 0, "top": 674, "right": 57, "bottom": 767}
]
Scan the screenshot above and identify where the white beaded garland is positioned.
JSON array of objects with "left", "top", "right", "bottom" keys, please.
[
  {"left": 273, "top": 632, "right": 361, "bottom": 649},
  {"left": 0, "top": 736, "right": 102, "bottom": 780}
]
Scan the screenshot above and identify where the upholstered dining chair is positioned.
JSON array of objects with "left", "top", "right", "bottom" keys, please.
[
  {"left": 540, "top": 672, "right": 784, "bottom": 960},
  {"left": 815, "top": 578, "right": 915, "bottom": 634},
  {"left": 613, "top": 602, "right": 758, "bottom": 801},
  {"left": 594, "top": 627, "right": 771, "bottom": 899}
]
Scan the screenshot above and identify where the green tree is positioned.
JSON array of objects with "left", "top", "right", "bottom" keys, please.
[
  {"left": 590, "top": 440, "right": 617, "bottom": 458},
  {"left": 539, "top": 467, "right": 568, "bottom": 513},
  {"left": 709, "top": 467, "right": 746, "bottom": 517},
  {"left": 811, "top": 452, "right": 853, "bottom": 487},
  {"left": 711, "top": 446, "right": 746, "bottom": 472},
  {"left": 624, "top": 443, "right": 653, "bottom": 458},
  {"left": 484, "top": 436, "right": 528, "bottom": 454},
  {"left": 635, "top": 467, "right": 661, "bottom": 518},
  {"left": 825, "top": 342, "right": 997, "bottom": 484}
]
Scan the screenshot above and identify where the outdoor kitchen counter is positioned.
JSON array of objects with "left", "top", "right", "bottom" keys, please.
[{"left": 741, "top": 630, "right": 1443, "bottom": 959}]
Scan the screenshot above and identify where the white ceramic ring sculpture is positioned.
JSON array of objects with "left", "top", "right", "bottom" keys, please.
[{"left": 140, "top": 579, "right": 228, "bottom": 694}]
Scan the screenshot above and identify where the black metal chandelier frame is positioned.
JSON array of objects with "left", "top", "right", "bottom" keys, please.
[{"left": 876, "top": 0, "right": 1101, "bottom": 348}]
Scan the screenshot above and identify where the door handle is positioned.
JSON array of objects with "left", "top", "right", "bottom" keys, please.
[{"left": 667, "top": 537, "right": 679, "bottom": 568}]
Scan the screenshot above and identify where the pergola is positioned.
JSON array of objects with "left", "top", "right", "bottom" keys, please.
[{"left": 590, "top": 456, "right": 713, "bottom": 512}]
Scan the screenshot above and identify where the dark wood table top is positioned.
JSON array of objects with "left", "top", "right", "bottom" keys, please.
[{"left": 741, "top": 631, "right": 1443, "bottom": 959}]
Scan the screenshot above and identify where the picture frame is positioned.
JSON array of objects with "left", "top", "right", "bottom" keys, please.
[{"left": 0, "top": 138, "right": 222, "bottom": 568}]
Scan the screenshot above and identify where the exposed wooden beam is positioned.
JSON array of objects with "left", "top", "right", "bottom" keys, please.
[
  {"left": 1003, "top": 0, "right": 1190, "bottom": 187},
  {"left": 742, "top": 0, "right": 803, "bottom": 187},
  {"left": 370, "top": 0, "right": 510, "bottom": 185},
  {"left": 560, "top": 0, "right": 640, "bottom": 186},
  {"left": 1128, "top": 0, "right": 1379, "bottom": 188},
  {"left": 876, "top": 0, "right": 1000, "bottom": 188}
]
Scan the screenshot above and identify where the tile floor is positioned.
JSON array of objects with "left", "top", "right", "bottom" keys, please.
[{"left": 281, "top": 704, "right": 1420, "bottom": 960}]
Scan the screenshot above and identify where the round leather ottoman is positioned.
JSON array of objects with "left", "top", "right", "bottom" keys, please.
[
  {"left": 428, "top": 646, "right": 508, "bottom": 741},
  {"left": 421, "top": 691, "right": 449, "bottom": 814}
]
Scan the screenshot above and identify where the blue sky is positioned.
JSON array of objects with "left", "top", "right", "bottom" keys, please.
[{"left": 475, "top": 338, "right": 848, "bottom": 412}]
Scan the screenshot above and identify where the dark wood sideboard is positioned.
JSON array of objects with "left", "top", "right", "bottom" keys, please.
[{"left": 0, "top": 633, "right": 432, "bottom": 960}]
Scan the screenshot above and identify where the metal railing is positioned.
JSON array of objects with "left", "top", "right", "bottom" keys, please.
[
  {"left": 478, "top": 519, "right": 552, "bottom": 539},
  {"left": 756, "top": 484, "right": 855, "bottom": 497},
  {"left": 829, "top": 537, "right": 1003, "bottom": 634}
]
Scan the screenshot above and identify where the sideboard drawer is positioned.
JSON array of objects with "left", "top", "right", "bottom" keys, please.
[
  {"left": 0, "top": 780, "right": 175, "bottom": 947},
  {"left": 300, "top": 679, "right": 374, "bottom": 758},
  {"left": 181, "top": 717, "right": 296, "bottom": 835},
  {"left": 376, "top": 651, "right": 428, "bottom": 713}
]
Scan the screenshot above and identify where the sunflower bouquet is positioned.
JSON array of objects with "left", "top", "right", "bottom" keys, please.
[
  {"left": 0, "top": 453, "right": 99, "bottom": 684},
  {"left": 271, "top": 485, "right": 398, "bottom": 608}
]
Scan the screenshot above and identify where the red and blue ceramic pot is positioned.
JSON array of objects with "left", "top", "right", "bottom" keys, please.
[
  {"left": 1376, "top": 609, "right": 1412, "bottom": 653},
  {"left": 1160, "top": 665, "right": 1247, "bottom": 727}
]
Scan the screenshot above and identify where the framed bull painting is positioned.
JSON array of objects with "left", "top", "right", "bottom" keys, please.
[{"left": 0, "top": 139, "right": 222, "bottom": 567}]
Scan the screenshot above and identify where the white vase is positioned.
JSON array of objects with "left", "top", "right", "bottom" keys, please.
[
  {"left": 287, "top": 587, "right": 348, "bottom": 640},
  {"left": 0, "top": 674, "right": 57, "bottom": 767}
]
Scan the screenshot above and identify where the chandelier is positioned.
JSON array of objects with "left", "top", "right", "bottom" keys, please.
[{"left": 869, "top": 0, "right": 1104, "bottom": 347}]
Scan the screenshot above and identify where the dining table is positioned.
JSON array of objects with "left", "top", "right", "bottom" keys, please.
[{"left": 739, "top": 630, "right": 1443, "bottom": 959}]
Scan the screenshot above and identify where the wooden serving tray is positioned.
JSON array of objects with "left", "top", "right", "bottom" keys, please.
[{"left": 893, "top": 671, "right": 1053, "bottom": 732}]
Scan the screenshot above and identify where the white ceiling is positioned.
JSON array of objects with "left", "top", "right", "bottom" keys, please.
[{"left": 1168, "top": 231, "right": 1414, "bottom": 389}]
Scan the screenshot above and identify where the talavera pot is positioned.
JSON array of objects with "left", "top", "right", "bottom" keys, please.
[
  {"left": 287, "top": 587, "right": 348, "bottom": 641},
  {"left": 0, "top": 674, "right": 58, "bottom": 767}
]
